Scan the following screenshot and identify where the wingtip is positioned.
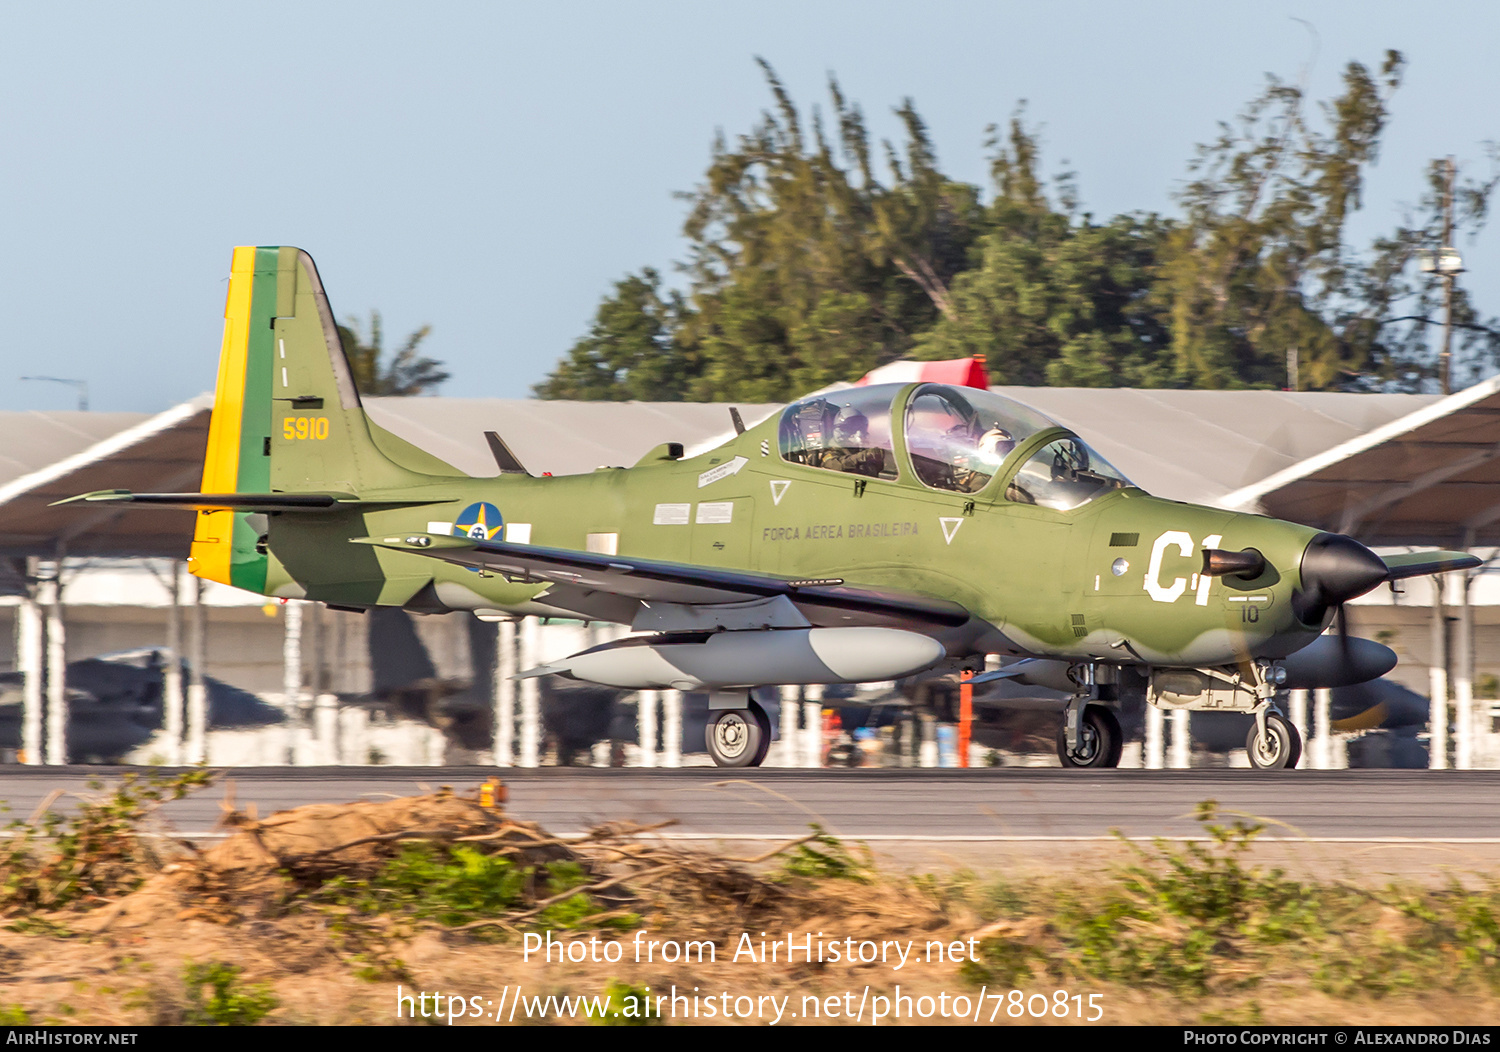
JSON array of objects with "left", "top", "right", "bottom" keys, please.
[
  {"left": 49, "top": 489, "right": 129, "bottom": 507},
  {"left": 513, "top": 662, "right": 569, "bottom": 680}
]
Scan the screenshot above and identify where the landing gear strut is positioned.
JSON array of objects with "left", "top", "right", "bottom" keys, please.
[
  {"left": 1056, "top": 704, "right": 1123, "bottom": 768},
  {"left": 706, "top": 702, "right": 772, "bottom": 767}
]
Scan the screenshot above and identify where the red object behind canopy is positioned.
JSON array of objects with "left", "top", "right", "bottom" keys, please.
[{"left": 854, "top": 356, "right": 989, "bottom": 389}]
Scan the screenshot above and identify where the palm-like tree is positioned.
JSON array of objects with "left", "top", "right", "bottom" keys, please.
[{"left": 338, "top": 311, "right": 450, "bottom": 396}]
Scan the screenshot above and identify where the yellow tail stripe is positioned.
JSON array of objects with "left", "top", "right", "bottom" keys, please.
[{"left": 189, "top": 246, "right": 258, "bottom": 585}]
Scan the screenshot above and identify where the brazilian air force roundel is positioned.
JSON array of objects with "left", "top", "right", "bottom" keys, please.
[{"left": 453, "top": 502, "right": 504, "bottom": 541}]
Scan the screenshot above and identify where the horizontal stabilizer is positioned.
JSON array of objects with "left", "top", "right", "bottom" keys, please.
[
  {"left": 1380, "top": 550, "right": 1481, "bottom": 580},
  {"left": 53, "top": 490, "right": 452, "bottom": 513}
]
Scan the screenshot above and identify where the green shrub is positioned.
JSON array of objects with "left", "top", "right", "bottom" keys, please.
[{"left": 181, "top": 962, "right": 278, "bottom": 1026}]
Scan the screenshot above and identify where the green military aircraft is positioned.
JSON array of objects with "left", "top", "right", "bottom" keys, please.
[{"left": 60, "top": 247, "right": 1480, "bottom": 768}]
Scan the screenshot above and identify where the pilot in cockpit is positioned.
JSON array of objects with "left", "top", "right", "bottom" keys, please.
[{"left": 820, "top": 405, "right": 886, "bottom": 478}]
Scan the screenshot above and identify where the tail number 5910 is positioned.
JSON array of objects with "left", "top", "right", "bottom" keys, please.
[{"left": 283, "top": 416, "right": 329, "bottom": 441}]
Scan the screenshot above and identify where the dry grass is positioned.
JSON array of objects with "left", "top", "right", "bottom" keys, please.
[{"left": 0, "top": 778, "right": 1496, "bottom": 1026}]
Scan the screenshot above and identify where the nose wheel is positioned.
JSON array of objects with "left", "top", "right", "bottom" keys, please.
[
  {"left": 1246, "top": 713, "right": 1301, "bottom": 769},
  {"left": 1056, "top": 704, "right": 1122, "bottom": 768},
  {"left": 706, "top": 704, "right": 772, "bottom": 767}
]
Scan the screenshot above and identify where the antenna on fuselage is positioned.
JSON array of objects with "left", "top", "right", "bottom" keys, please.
[{"left": 484, "top": 431, "right": 531, "bottom": 476}]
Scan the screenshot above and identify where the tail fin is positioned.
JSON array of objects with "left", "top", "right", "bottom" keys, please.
[{"left": 190, "top": 246, "right": 464, "bottom": 590}]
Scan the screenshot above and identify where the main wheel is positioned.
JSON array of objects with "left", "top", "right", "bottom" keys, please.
[
  {"left": 706, "top": 706, "right": 770, "bottom": 768},
  {"left": 1246, "top": 713, "right": 1300, "bottom": 769},
  {"left": 1056, "top": 705, "right": 1122, "bottom": 768}
]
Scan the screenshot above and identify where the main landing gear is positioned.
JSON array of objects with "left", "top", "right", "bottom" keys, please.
[
  {"left": 705, "top": 701, "right": 772, "bottom": 767},
  {"left": 1056, "top": 663, "right": 1124, "bottom": 769},
  {"left": 1056, "top": 704, "right": 1123, "bottom": 768}
]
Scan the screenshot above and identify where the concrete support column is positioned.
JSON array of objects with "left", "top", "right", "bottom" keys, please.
[
  {"left": 1313, "top": 688, "right": 1333, "bottom": 770},
  {"left": 803, "top": 685, "right": 823, "bottom": 768},
  {"left": 163, "top": 561, "right": 184, "bottom": 766},
  {"left": 1169, "top": 709, "right": 1190, "bottom": 769},
  {"left": 662, "top": 689, "right": 681, "bottom": 768},
  {"left": 918, "top": 711, "right": 938, "bottom": 768},
  {"left": 339, "top": 706, "right": 369, "bottom": 765},
  {"left": 637, "top": 690, "right": 658, "bottom": 767},
  {"left": 768, "top": 686, "right": 798, "bottom": 766},
  {"left": 282, "top": 600, "right": 308, "bottom": 765},
  {"left": 581, "top": 623, "right": 609, "bottom": 767},
  {"left": 494, "top": 620, "right": 517, "bottom": 766},
  {"left": 1145, "top": 705, "right": 1165, "bottom": 770},
  {"left": 17, "top": 557, "right": 42, "bottom": 766},
  {"left": 1429, "top": 575, "right": 1449, "bottom": 770},
  {"left": 519, "top": 617, "right": 540, "bottom": 767},
  {"left": 186, "top": 576, "right": 208, "bottom": 764},
  {"left": 1289, "top": 689, "right": 1309, "bottom": 756},
  {"left": 43, "top": 561, "right": 67, "bottom": 766},
  {"left": 315, "top": 693, "right": 338, "bottom": 764},
  {"left": 1455, "top": 572, "right": 1475, "bottom": 770}
]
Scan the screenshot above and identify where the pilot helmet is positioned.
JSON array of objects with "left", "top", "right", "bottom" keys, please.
[
  {"left": 977, "top": 426, "right": 1015, "bottom": 460},
  {"left": 833, "top": 405, "right": 870, "bottom": 445}
]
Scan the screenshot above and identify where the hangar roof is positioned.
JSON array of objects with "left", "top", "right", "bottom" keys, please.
[
  {"left": 0, "top": 385, "right": 1464, "bottom": 560},
  {"left": 990, "top": 387, "right": 1436, "bottom": 508},
  {"left": 1216, "top": 372, "right": 1500, "bottom": 547},
  {"left": 0, "top": 399, "right": 210, "bottom": 559}
]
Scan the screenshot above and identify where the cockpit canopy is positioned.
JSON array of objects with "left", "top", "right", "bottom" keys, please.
[{"left": 778, "top": 382, "right": 1135, "bottom": 510}]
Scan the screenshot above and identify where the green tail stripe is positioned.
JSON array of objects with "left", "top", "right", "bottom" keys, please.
[{"left": 228, "top": 247, "right": 280, "bottom": 593}]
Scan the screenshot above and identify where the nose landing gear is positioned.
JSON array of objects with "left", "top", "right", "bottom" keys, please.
[{"left": 1246, "top": 712, "right": 1301, "bottom": 770}]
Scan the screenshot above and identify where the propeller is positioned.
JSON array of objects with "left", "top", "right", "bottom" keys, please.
[
  {"left": 1290, "top": 533, "right": 1389, "bottom": 628},
  {"left": 1279, "top": 533, "right": 1481, "bottom": 690}
]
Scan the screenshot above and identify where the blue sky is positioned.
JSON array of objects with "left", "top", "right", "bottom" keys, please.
[{"left": 4, "top": 1, "right": 1499, "bottom": 411}]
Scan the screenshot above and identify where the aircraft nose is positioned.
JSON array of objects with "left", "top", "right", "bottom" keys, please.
[{"left": 1293, "top": 532, "right": 1389, "bottom": 623}]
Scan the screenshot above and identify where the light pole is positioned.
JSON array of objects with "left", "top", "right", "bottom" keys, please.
[
  {"left": 20, "top": 376, "right": 89, "bottom": 410},
  {"left": 1421, "top": 157, "right": 1465, "bottom": 395}
]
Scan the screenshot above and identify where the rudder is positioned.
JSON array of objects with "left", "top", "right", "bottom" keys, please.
[{"left": 189, "top": 246, "right": 463, "bottom": 590}]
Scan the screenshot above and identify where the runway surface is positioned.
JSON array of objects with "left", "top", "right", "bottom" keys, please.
[{"left": 2, "top": 766, "right": 1498, "bottom": 842}]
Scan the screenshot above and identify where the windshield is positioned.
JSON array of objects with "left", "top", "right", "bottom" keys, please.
[
  {"left": 1006, "top": 436, "right": 1133, "bottom": 511},
  {"left": 903, "top": 385, "right": 1056, "bottom": 493}
]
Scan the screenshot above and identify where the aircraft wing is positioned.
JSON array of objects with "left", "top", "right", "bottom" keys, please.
[
  {"left": 356, "top": 533, "right": 971, "bottom": 630},
  {"left": 1380, "top": 550, "right": 1481, "bottom": 580},
  {"left": 53, "top": 490, "right": 455, "bottom": 513}
]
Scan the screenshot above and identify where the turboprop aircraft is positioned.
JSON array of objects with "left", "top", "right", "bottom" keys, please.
[{"left": 59, "top": 247, "right": 1480, "bottom": 768}]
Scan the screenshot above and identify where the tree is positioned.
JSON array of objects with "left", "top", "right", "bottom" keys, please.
[
  {"left": 676, "top": 62, "right": 984, "bottom": 401},
  {"left": 1153, "top": 52, "right": 1407, "bottom": 389},
  {"left": 338, "top": 311, "right": 449, "bottom": 396},
  {"left": 915, "top": 113, "right": 1173, "bottom": 386},
  {"left": 531, "top": 270, "right": 695, "bottom": 400},
  {"left": 535, "top": 61, "right": 984, "bottom": 402},
  {"left": 535, "top": 51, "right": 1500, "bottom": 399}
]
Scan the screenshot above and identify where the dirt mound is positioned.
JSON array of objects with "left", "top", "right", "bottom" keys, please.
[{"left": 89, "top": 784, "right": 578, "bottom": 930}]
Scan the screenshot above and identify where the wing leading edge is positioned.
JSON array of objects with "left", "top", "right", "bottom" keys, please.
[{"left": 356, "top": 532, "right": 972, "bottom": 630}]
